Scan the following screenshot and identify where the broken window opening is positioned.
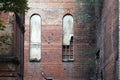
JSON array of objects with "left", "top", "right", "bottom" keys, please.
[
  {"left": 62, "top": 14, "right": 74, "bottom": 62},
  {"left": 62, "top": 36, "right": 74, "bottom": 61}
]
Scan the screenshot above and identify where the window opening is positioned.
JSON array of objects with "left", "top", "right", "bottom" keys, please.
[
  {"left": 30, "top": 14, "right": 41, "bottom": 62},
  {"left": 62, "top": 37, "right": 73, "bottom": 61},
  {"left": 62, "top": 15, "right": 74, "bottom": 62}
]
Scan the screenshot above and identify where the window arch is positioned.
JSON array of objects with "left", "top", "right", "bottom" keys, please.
[
  {"left": 62, "top": 14, "right": 74, "bottom": 61},
  {"left": 30, "top": 14, "right": 41, "bottom": 62}
]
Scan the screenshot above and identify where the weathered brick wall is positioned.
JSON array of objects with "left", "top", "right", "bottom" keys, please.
[
  {"left": 0, "top": 12, "right": 13, "bottom": 55},
  {"left": 96, "top": 0, "right": 118, "bottom": 80},
  {"left": 13, "top": 14, "right": 24, "bottom": 80},
  {"left": 24, "top": 0, "right": 96, "bottom": 80},
  {"left": 0, "top": 12, "right": 24, "bottom": 80}
]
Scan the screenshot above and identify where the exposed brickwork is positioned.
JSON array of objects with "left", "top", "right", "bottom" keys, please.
[
  {"left": 0, "top": 12, "right": 13, "bottom": 55},
  {"left": 0, "top": 12, "right": 24, "bottom": 80},
  {"left": 24, "top": 0, "right": 96, "bottom": 80},
  {"left": 0, "top": 12, "right": 9, "bottom": 25},
  {"left": 96, "top": 0, "right": 118, "bottom": 80},
  {"left": 2, "top": 0, "right": 119, "bottom": 80},
  {"left": 13, "top": 14, "right": 24, "bottom": 80},
  {"left": 0, "top": 0, "right": 118, "bottom": 80}
]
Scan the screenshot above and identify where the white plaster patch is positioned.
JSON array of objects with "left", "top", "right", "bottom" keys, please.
[{"left": 30, "top": 15, "right": 41, "bottom": 61}]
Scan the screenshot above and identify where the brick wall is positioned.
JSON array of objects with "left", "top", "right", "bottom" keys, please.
[
  {"left": 96, "top": 0, "right": 118, "bottom": 80},
  {"left": 0, "top": 12, "right": 13, "bottom": 55},
  {"left": 13, "top": 14, "right": 24, "bottom": 80},
  {"left": 0, "top": 12, "right": 24, "bottom": 80},
  {"left": 24, "top": 0, "right": 96, "bottom": 80}
]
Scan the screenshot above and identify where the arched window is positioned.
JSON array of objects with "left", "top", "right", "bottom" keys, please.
[
  {"left": 30, "top": 14, "right": 41, "bottom": 62},
  {"left": 62, "top": 15, "right": 74, "bottom": 62}
]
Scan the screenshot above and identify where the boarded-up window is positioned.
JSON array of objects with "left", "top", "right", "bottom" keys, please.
[
  {"left": 30, "top": 15, "right": 41, "bottom": 62},
  {"left": 62, "top": 15, "right": 74, "bottom": 62}
]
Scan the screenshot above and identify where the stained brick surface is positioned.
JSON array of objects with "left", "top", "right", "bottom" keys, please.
[
  {"left": 24, "top": 0, "right": 96, "bottom": 80},
  {"left": 96, "top": 0, "right": 118, "bottom": 80},
  {"left": 0, "top": 0, "right": 118, "bottom": 80}
]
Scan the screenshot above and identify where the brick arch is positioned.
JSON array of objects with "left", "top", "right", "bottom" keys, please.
[
  {"left": 62, "top": 13, "right": 73, "bottom": 19},
  {"left": 29, "top": 13, "right": 42, "bottom": 22},
  {"left": 30, "top": 13, "right": 41, "bottom": 18}
]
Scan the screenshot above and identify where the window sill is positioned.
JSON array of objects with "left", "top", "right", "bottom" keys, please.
[{"left": 62, "top": 59, "right": 74, "bottom": 62}]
